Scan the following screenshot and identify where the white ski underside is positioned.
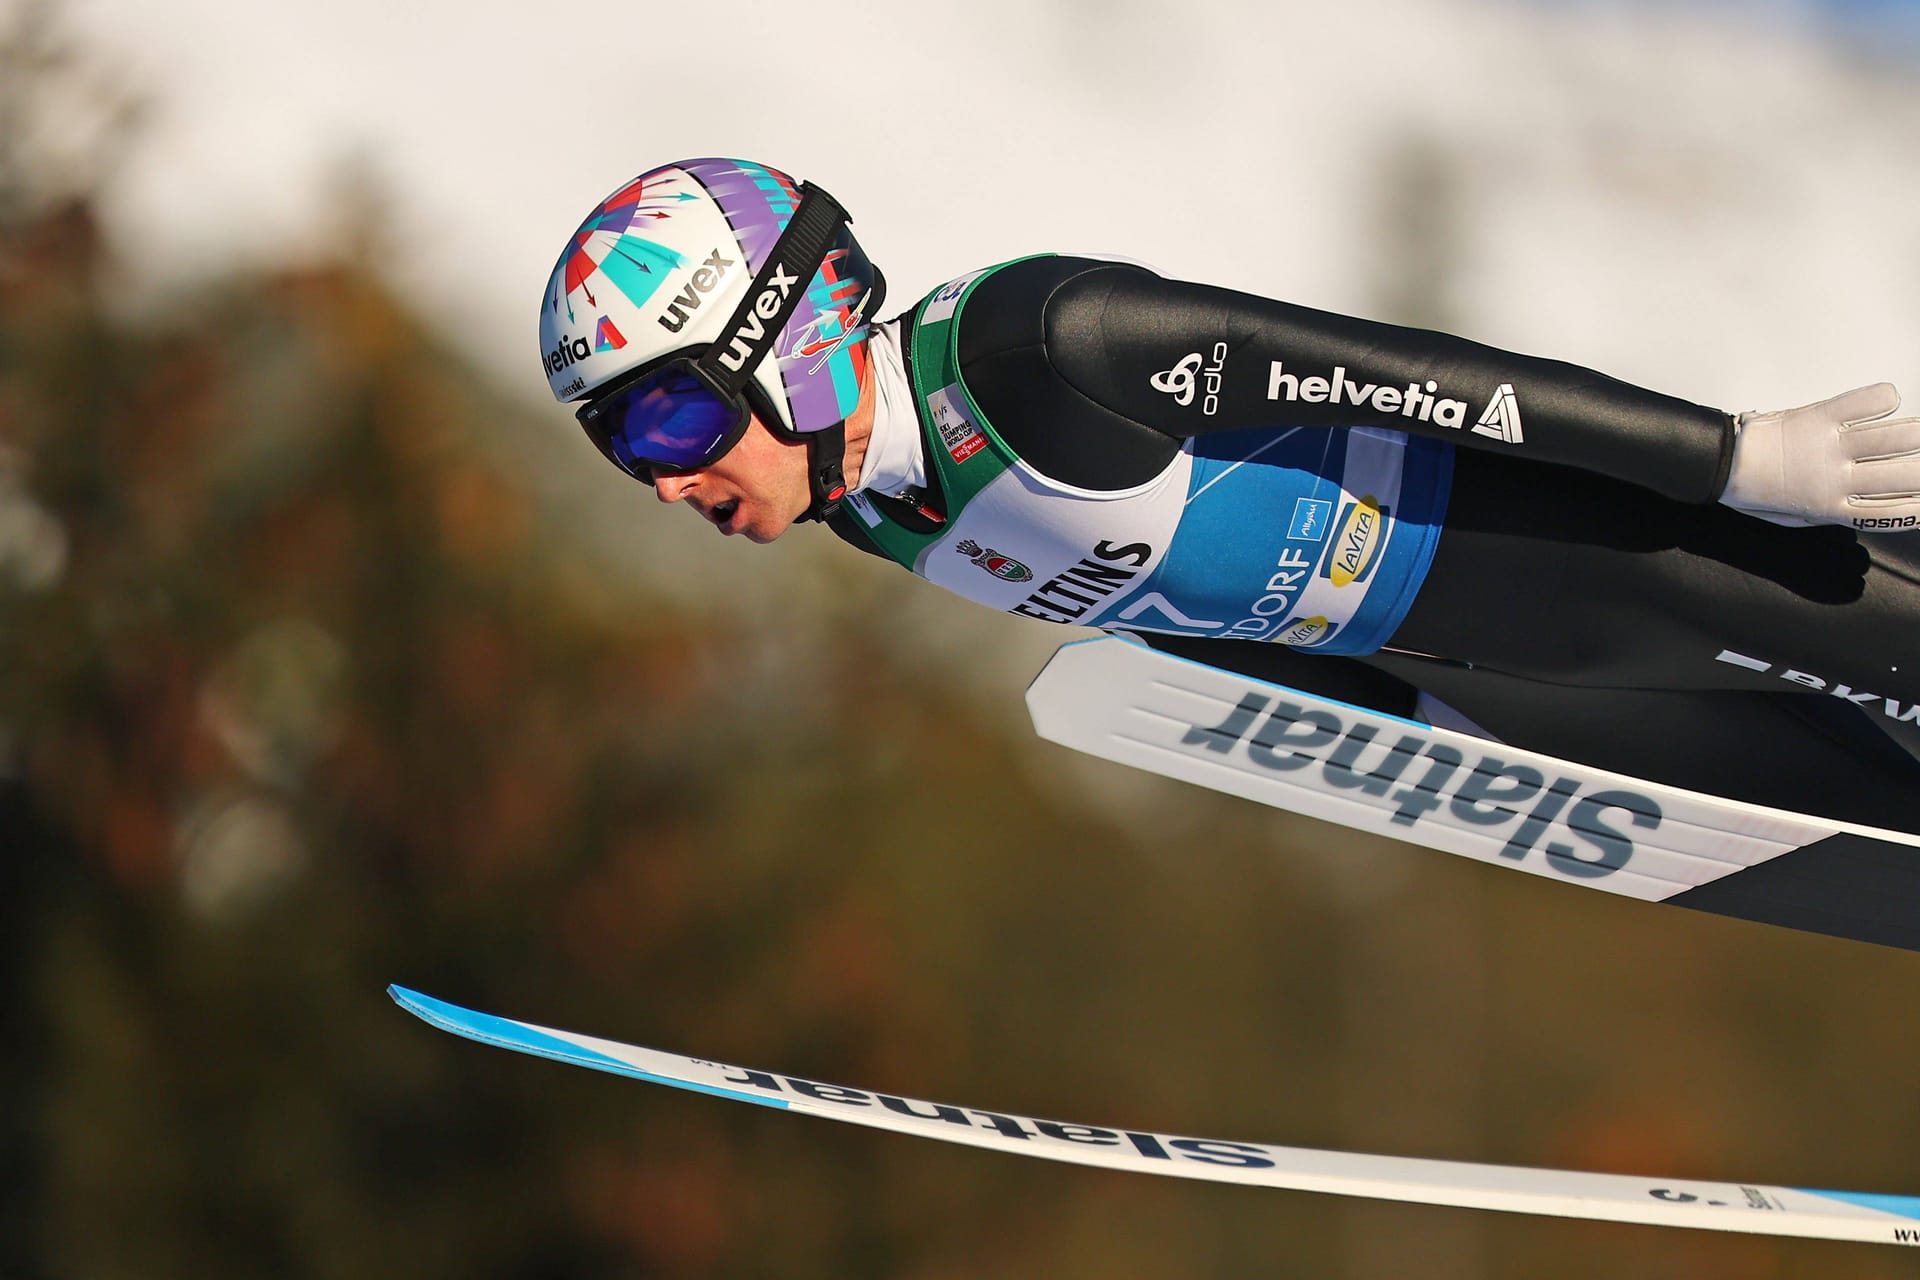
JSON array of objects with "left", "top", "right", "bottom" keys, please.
[
  {"left": 1024, "top": 635, "right": 1920, "bottom": 907},
  {"left": 390, "top": 985, "right": 1920, "bottom": 1246}
]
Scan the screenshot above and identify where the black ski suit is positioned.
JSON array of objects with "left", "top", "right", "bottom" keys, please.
[{"left": 835, "top": 256, "right": 1920, "bottom": 832}]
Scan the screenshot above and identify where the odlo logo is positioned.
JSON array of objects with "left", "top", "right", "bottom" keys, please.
[
  {"left": 657, "top": 249, "right": 737, "bottom": 334},
  {"left": 1149, "top": 342, "right": 1228, "bottom": 415},
  {"left": 955, "top": 538, "right": 1033, "bottom": 583}
]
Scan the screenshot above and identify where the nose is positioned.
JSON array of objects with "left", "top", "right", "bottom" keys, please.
[{"left": 653, "top": 471, "right": 695, "bottom": 503}]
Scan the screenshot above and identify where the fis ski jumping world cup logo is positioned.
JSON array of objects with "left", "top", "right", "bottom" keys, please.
[
  {"left": 1181, "top": 690, "right": 1662, "bottom": 879},
  {"left": 956, "top": 539, "right": 1034, "bottom": 583}
]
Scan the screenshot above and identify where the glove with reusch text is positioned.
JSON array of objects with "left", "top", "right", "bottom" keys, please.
[{"left": 1721, "top": 383, "right": 1920, "bottom": 531}]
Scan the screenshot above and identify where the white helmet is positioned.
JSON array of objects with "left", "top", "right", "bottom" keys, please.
[{"left": 539, "top": 158, "right": 884, "bottom": 517}]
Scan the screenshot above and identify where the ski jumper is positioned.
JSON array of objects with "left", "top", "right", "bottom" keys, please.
[{"left": 828, "top": 256, "right": 1920, "bottom": 827}]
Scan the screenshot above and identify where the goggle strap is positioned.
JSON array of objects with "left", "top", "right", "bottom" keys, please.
[{"left": 700, "top": 182, "right": 848, "bottom": 399}]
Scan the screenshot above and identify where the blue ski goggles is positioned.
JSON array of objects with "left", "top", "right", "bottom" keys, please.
[
  {"left": 574, "top": 182, "right": 849, "bottom": 484},
  {"left": 576, "top": 356, "right": 762, "bottom": 481}
]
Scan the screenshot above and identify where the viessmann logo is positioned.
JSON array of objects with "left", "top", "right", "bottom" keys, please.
[
  {"left": 1180, "top": 692, "right": 1661, "bottom": 879},
  {"left": 1321, "top": 496, "right": 1388, "bottom": 588},
  {"left": 930, "top": 385, "right": 987, "bottom": 464}
]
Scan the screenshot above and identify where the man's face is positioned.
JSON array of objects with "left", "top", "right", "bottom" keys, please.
[{"left": 651, "top": 413, "right": 812, "bottom": 543}]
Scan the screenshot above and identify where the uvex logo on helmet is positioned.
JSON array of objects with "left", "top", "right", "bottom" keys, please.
[
  {"left": 656, "top": 250, "right": 737, "bottom": 334},
  {"left": 717, "top": 263, "right": 801, "bottom": 373}
]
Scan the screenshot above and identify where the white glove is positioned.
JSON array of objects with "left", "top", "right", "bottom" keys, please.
[{"left": 1722, "top": 383, "right": 1920, "bottom": 531}]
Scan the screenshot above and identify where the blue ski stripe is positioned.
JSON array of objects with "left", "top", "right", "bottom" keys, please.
[
  {"left": 1799, "top": 1189, "right": 1920, "bottom": 1221},
  {"left": 387, "top": 986, "right": 790, "bottom": 1110}
]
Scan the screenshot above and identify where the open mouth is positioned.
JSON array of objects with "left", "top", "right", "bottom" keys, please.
[{"left": 711, "top": 499, "right": 740, "bottom": 532}]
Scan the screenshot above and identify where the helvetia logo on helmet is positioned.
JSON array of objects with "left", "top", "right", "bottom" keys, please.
[
  {"left": 656, "top": 250, "right": 737, "bottom": 334},
  {"left": 716, "top": 263, "right": 802, "bottom": 372},
  {"left": 594, "top": 316, "right": 627, "bottom": 352},
  {"left": 545, "top": 334, "right": 593, "bottom": 376}
]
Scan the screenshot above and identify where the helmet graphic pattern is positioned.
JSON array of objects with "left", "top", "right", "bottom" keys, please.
[
  {"left": 540, "top": 158, "right": 879, "bottom": 440},
  {"left": 553, "top": 175, "right": 691, "bottom": 317}
]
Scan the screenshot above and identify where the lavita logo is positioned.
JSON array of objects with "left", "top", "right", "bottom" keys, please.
[
  {"left": 717, "top": 263, "right": 802, "bottom": 372},
  {"left": 1322, "top": 497, "right": 1388, "bottom": 588},
  {"left": 656, "top": 249, "right": 737, "bottom": 333}
]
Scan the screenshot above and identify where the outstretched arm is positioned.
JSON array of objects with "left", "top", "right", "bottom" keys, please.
[{"left": 960, "top": 255, "right": 1736, "bottom": 502}]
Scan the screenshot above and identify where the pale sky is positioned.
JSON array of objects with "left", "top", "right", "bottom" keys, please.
[{"left": 66, "top": 0, "right": 1920, "bottom": 412}]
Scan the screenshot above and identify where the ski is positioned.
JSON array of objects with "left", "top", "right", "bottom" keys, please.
[
  {"left": 1025, "top": 635, "right": 1920, "bottom": 952},
  {"left": 390, "top": 985, "right": 1920, "bottom": 1245}
]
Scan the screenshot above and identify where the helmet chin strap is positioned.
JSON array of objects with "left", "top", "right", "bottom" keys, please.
[{"left": 798, "top": 421, "right": 849, "bottom": 522}]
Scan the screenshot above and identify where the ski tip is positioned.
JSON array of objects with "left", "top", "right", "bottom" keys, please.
[
  {"left": 387, "top": 984, "right": 473, "bottom": 1032},
  {"left": 385, "top": 986, "right": 632, "bottom": 1074},
  {"left": 386, "top": 984, "right": 554, "bottom": 1055}
]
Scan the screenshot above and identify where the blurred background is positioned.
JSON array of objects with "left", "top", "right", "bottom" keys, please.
[{"left": 3, "top": 0, "right": 1920, "bottom": 1275}]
